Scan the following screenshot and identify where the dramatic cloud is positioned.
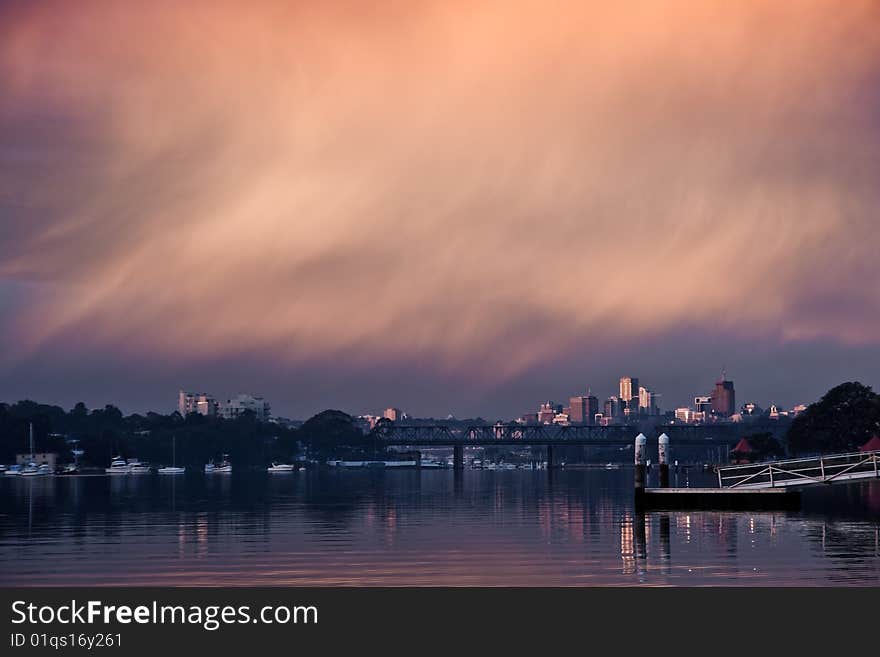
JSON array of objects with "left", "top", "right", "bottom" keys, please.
[{"left": 1, "top": 0, "right": 879, "bottom": 414}]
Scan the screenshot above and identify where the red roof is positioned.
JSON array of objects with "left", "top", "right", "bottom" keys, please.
[
  {"left": 731, "top": 438, "right": 754, "bottom": 453},
  {"left": 860, "top": 436, "right": 880, "bottom": 452}
]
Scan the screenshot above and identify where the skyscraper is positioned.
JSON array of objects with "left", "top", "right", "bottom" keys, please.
[
  {"left": 711, "top": 376, "right": 736, "bottom": 417},
  {"left": 569, "top": 395, "right": 599, "bottom": 424},
  {"left": 638, "top": 387, "right": 658, "bottom": 415},
  {"left": 619, "top": 376, "right": 639, "bottom": 411}
]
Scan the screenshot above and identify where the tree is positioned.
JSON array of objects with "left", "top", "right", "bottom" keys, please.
[
  {"left": 742, "top": 432, "right": 784, "bottom": 460},
  {"left": 786, "top": 382, "right": 880, "bottom": 454},
  {"left": 298, "top": 410, "right": 368, "bottom": 456}
]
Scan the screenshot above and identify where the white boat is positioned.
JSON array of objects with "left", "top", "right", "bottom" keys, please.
[
  {"left": 158, "top": 436, "right": 185, "bottom": 475},
  {"left": 5, "top": 465, "right": 21, "bottom": 476},
  {"left": 0, "top": 465, "right": 6, "bottom": 474},
  {"left": 205, "top": 455, "right": 232, "bottom": 474},
  {"left": 20, "top": 425, "right": 49, "bottom": 476},
  {"left": 128, "top": 459, "right": 151, "bottom": 474},
  {"left": 106, "top": 456, "right": 130, "bottom": 475},
  {"left": 420, "top": 459, "right": 446, "bottom": 469},
  {"left": 267, "top": 463, "right": 295, "bottom": 473},
  {"left": 19, "top": 462, "right": 41, "bottom": 477}
]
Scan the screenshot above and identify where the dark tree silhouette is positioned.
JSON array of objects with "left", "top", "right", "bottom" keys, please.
[{"left": 786, "top": 382, "right": 880, "bottom": 454}]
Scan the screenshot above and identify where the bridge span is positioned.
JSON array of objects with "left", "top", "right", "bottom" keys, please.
[{"left": 369, "top": 422, "right": 737, "bottom": 469}]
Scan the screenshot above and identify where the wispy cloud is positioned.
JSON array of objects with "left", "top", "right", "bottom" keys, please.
[{"left": 1, "top": 0, "right": 879, "bottom": 393}]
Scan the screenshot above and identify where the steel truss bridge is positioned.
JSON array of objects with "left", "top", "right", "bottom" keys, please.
[{"left": 369, "top": 422, "right": 738, "bottom": 447}]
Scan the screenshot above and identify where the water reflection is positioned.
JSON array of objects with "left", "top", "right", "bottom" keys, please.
[{"left": 0, "top": 471, "right": 877, "bottom": 586}]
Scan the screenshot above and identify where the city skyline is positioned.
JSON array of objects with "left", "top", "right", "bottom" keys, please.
[{"left": 2, "top": 1, "right": 880, "bottom": 419}]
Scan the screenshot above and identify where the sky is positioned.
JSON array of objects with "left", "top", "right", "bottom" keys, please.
[{"left": 1, "top": 0, "right": 880, "bottom": 419}]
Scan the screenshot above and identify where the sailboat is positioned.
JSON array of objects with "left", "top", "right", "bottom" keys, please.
[
  {"left": 158, "top": 436, "right": 185, "bottom": 475},
  {"left": 19, "top": 423, "right": 46, "bottom": 476}
]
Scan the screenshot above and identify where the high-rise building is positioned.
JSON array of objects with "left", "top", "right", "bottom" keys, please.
[
  {"left": 694, "top": 395, "right": 712, "bottom": 415},
  {"left": 568, "top": 395, "right": 599, "bottom": 424},
  {"left": 638, "top": 387, "right": 658, "bottom": 415},
  {"left": 619, "top": 377, "right": 639, "bottom": 411},
  {"left": 604, "top": 396, "right": 623, "bottom": 419},
  {"left": 383, "top": 407, "right": 403, "bottom": 422},
  {"left": 178, "top": 390, "right": 217, "bottom": 417},
  {"left": 219, "top": 394, "right": 271, "bottom": 422},
  {"left": 711, "top": 377, "right": 736, "bottom": 417}
]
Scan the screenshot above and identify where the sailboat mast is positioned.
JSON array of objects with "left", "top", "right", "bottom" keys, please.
[{"left": 29, "top": 422, "right": 34, "bottom": 460}]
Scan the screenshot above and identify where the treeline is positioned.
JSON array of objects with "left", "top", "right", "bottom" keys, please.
[
  {"left": 2, "top": 381, "right": 879, "bottom": 467},
  {"left": 0, "top": 402, "right": 376, "bottom": 468}
]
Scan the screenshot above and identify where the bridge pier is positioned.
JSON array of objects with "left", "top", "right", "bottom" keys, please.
[
  {"left": 546, "top": 445, "right": 554, "bottom": 469},
  {"left": 453, "top": 445, "right": 464, "bottom": 471},
  {"left": 658, "top": 433, "right": 670, "bottom": 488},
  {"left": 634, "top": 433, "right": 647, "bottom": 502}
]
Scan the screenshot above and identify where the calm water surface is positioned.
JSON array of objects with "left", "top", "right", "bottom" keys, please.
[{"left": 1, "top": 469, "right": 878, "bottom": 586}]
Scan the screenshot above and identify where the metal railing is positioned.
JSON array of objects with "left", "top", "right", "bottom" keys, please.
[{"left": 718, "top": 450, "right": 880, "bottom": 489}]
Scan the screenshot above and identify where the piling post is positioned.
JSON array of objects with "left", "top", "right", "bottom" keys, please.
[
  {"left": 634, "top": 433, "right": 647, "bottom": 501},
  {"left": 453, "top": 444, "right": 464, "bottom": 471},
  {"left": 658, "top": 433, "right": 670, "bottom": 488},
  {"left": 547, "top": 444, "right": 554, "bottom": 469}
]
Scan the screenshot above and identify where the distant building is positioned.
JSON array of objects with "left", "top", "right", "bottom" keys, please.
[
  {"left": 383, "top": 408, "right": 403, "bottom": 422},
  {"left": 674, "top": 407, "right": 692, "bottom": 423},
  {"left": 568, "top": 395, "right": 599, "bottom": 424},
  {"left": 694, "top": 395, "right": 712, "bottom": 415},
  {"left": 711, "top": 377, "right": 736, "bottom": 417},
  {"left": 538, "top": 402, "right": 557, "bottom": 424},
  {"left": 604, "top": 396, "right": 624, "bottom": 420},
  {"left": 619, "top": 377, "right": 639, "bottom": 411},
  {"left": 219, "top": 394, "right": 271, "bottom": 422},
  {"left": 16, "top": 453, "right": 58, "bottom": 469},
  {"left": 519, "top": 413, "right": 539, "bottom": 425},
  {"left": 741, "top": 402, "right": 762, "bottom": 416},
  {"left": 638, "top": 387, "right": 658, "bottom": 415},
  {"left": 178, "top": 390, "right": 218, "bottom": 417},
  {"left": 552, "top": 413, "right": 571, "bottom": 426}
]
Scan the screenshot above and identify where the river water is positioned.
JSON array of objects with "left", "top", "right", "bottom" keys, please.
[{"left": 0, "top": 469, "right": 878, "bottom": 586}]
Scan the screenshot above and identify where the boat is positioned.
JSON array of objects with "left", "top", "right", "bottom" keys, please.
[
  {"left": 205, "top": 455, "right": 232, "bottom": 474},
  {"left": 60, "top": 463, "right": 78, "bottom": 475},
  {"left": 0, "top": 465, "right": 6, "bottom": 474},
  {"left": 19, "top": 463, "right": 41, "bottom": 477},
  {"left": 267, "top": 463, "right": 295, "bottom": 473},
  {"left": 158, "top": 436, "right": 185, "bottom": 475},
  {"left": 420, "top": 458, "right": 446, "bottom": 469},
  {"left": 106, "top": 456, "right": 130, "bottom": 475},
  {"left": 20, "top": 425, "right": 49, "bottom": 476},
  {"left": 127, "top": 459, "right": 152, "bottom": 475},
  {"left": 5, "top": 465, "right": 21, "bottom": 476}
]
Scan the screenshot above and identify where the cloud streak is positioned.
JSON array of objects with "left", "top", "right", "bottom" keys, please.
[{"left": 1, "top": 0, "right": 879, "bottom": 412}]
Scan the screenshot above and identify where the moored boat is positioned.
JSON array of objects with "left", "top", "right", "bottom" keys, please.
[
  {"left": 267, "top": 463, "right": 295, "bottom": 473},
  {"left": 205, "top": 455, "right": 232, "bottom": 474},
  {"left": 106, "top": 457, "right": 130, "bottom": 475},
  {"left": 158, "top": 436, "right": 185, "bottom": 475},
  {"left": 128, "top": 459, "right": 152, "bottom": 475}
]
